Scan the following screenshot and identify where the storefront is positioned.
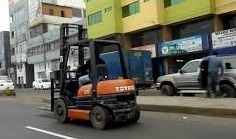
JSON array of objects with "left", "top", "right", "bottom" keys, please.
[
  {"left": 212, "top": 28, "right": 236, "bottom": 56},
  {"left": 157, "top": 34, "right": 210, "bottom": 74}
]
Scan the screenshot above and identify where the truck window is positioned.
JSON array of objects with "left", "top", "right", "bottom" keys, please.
[
  {"left": 182, "top": 61, "right": 200, "bottom": 73},
  {"left": 221, "top": 56, "right": 236, "bottom": 69}
]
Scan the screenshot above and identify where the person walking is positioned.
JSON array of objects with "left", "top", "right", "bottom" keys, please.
[
  {"left": 199, "top": 57, "right": 209, "bottom": 89},
  {"left": 206, "top": 52, "right": 223, "bottom": 98}
]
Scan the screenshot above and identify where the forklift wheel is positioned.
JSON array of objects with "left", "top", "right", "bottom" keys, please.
[
  {"left": 129, "top": 107, "right": 140, "bottom": 123},
  {"left": 54, "top": 99, "right": 70, "bottom": 123},
  {"left": 90, "top": 106, "right": 110, "bottom": 130}
]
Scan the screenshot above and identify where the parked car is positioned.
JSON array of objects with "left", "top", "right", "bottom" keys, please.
[
  {"left": 32, "top": 79, "right": 51, "bottom": 90},
  {"left": 0, "top": 76, "right": 14, "bottom": 91},
  {"left": 156, "top": 55, "right": 236, "bottom": 97}
]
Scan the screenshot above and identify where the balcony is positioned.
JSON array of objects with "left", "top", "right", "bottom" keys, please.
[{"left": 29, "top": 15, "right": 83, "bottom": 28}]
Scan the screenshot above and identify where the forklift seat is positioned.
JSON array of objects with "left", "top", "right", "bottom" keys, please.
[{"left": 96, "top": 64, "right": 108, "bottom": 81}]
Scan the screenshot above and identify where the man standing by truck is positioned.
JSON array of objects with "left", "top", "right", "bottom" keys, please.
[{"left": 206, "top": 52, "right": 223, "bottom": 98}]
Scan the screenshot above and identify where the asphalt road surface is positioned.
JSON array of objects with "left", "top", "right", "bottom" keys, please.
[{"left": 0, "top": 96, "right": 236, "bottom": 139}]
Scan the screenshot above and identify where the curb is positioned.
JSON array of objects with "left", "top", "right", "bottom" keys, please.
[
  {"left": 41, "top": 98, "right": 236, "bottom": 118},
  {"left": 139, "top": 104, "right": 236, "bottom": 118}
]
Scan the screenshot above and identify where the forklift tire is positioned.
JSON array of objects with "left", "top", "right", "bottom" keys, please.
[
  {"left": 54, "top": 99, "right": 70, "bottom": 123},
  {"left": 90, "top": 106, "right": 110, "bottom": 130},
  {"left": 129, "top": 107, "right": 140, "bottom": 123}
]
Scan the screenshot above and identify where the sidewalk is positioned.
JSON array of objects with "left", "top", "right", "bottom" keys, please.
[{"left": 137, "top": 96, "right": 236, "bottom": 118}]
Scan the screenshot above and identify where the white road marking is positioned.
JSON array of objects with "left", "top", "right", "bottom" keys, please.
[
  {"left": 25, "top": 126, "right": 77, "bottom": 139},
  {"left": 182, "top": 117, "right": 188, "bottom": 119}
]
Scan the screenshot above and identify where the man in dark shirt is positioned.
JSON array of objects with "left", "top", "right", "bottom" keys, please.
[
  {"left": 206, "top": 52, "right": 223, "bottom": 97},
  {"left": 78, "top": 57, "right": 105, "bottom": 87}
]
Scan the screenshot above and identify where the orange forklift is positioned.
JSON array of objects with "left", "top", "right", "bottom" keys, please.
[{"left": 50, "top": 23, "right": 140, "bottom": 130}]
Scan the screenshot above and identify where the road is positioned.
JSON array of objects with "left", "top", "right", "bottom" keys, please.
[{"left": 0, "top": 94, "right": 236, "bottom": 139}]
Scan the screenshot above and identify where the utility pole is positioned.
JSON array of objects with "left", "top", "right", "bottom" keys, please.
[{"left": 41, "top": 35, "right": 47, "bottom": 78}]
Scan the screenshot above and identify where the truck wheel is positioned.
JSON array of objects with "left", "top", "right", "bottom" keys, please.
[
  {"left": 161, "top": 85, "right": 175, "bottom": 96},
  {"left": 220, "top": 84, "right": 236, "bottom": 98},
  {"left": 54, "top": 99, "right": 70, "bottom": 123},
  {"left": 90, "top": 106, "right": 110, "bottom": 130}
]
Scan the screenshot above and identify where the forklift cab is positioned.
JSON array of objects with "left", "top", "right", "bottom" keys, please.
[{"left": 60, "top": 39, "right": 127, "bottom": 98}]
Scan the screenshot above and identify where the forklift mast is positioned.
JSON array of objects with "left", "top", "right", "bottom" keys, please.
[{"left": 59, "top": 23, "right": 83, "bottom": 95}]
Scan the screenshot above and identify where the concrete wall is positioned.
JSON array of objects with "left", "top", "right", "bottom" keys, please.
[
  {"left": 121, "top": 0, "right": 163, "bottom": 33},
  {"left": 42, "top": 3, "right": 73, "bottom": 18},
  {"left": 86, "top": 0, "right": 122, "bottom": 38},
  {"left": 164, "top": 0, "right": 215, "bottom": 25},
  {"left": 215, "top": 0, "right": 236, "bottom": 14}
]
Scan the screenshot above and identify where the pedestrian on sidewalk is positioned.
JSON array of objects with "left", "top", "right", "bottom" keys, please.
[
  {"left": 199, "top": 57, "right": 209, "bottom": 89},
  {"left": 205, "top": 52, "right": 223, "bottom": 98}
]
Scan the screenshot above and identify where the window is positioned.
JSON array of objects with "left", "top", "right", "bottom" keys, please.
[
  {"left": 37, "top": 46, "right": 42, "bottom": 53},
  {"left": 164, "top": 0, "right": 185, "bottom": 8},
  {"left": 88, "top": 11, "right": 102, "bottom": 26},
  {"left": 10, "top": 15, "right": 13, "bottom": 23},
  {"left": 122, "top": 1, "right": 140, "bottom": 18},
  {"left": 72, "top": 8, "right": 82, "bottom": 17},
  {"left": 11, "top": 30, "right": 15, "bottom": 38},
  {"left": 223, "top": 15, "right": 236, "bottom": 30},
  {"left": 172, "top": 18, "right": 213, "bottom": 39},
  {"left": 131, "top": 29, "right": 162, "bottom": 47},
  {"left": 105, "top": 7, "right": 112, "bottom": 13},
  {"left": 221, "top": 55, "right": 236, "bottom": 69},
  {"left": 11, "top": 48, "right": 15, "bottom": 55},
  {"left": 182, "top": 61, "right": 200, "bottom": 73},
  {"left": 61, "top": 11, "right": 65, "bottom": 17},
  {"left": 49, "top": 9, "right": 54, "bottom": 15}
]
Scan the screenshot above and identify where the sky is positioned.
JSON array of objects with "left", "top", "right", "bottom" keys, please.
[{"left": 0, "top": 0, "right": 10, "bottom": 31}]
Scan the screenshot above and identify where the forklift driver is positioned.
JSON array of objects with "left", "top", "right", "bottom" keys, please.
[{"left": 77, "top": 50, "right": 105, "bottom": 87}]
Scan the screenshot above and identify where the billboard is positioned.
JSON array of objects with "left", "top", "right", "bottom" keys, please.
[
  {"left": 160, "top": 35, "right": 203, "bottom": 56},
  {"left": 212, "top": 28, "right": 236, "bottom": 49},
  {"left": 28, "top": 0, "right": 42, "bottom": 22}
]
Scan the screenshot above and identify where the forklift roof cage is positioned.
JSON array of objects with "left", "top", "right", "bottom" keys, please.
[{"left": 59, "top": 23, "right": 128, "bottom": 98}]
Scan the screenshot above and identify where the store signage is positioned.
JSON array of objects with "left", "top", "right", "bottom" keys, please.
[
  {"left": 212, "top": 28, "right": 236, "bottom": 49},
  {"left": 160, "top": 35, "right": 203, "bottom": 56}
]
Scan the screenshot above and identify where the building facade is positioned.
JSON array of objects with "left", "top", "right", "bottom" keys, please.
[
  {"left": 85, "top": 0, "right": 236, "bottom": 80},
  {"left": 27, "top": 0, "right": 86, "bottom": 81},
  {"left": 9, "top": 0, "right": 31, "bottom": 88},
  {"left": 0, "top": 31, "right": 10, "bottom": 75},
  {"left": 9, "top": 0, "right": 86, "bottom": 87}
]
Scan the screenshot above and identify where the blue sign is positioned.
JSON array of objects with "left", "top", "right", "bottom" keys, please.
[{"left": 160, "top": 35, "right": 203, "bottom": 56}]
